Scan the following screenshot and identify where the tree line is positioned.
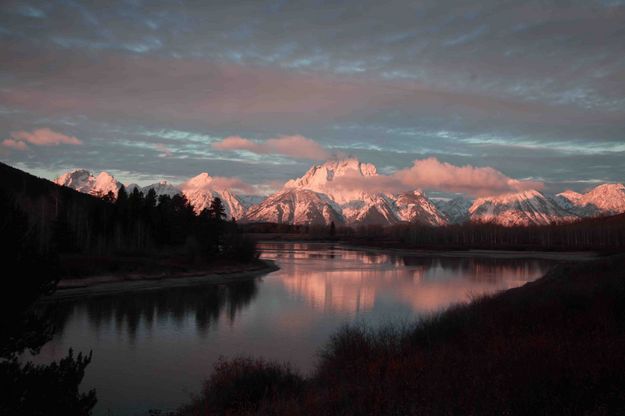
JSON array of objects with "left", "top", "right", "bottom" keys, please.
[
  {"left": 0, "top": 162, "right": 257, "bottom": 266},
  {"left": 346, "top": 215, "right": 625, "bottom": 251},
  {"left": 242, "top": 214, "right": 625, "bottom": 251}
]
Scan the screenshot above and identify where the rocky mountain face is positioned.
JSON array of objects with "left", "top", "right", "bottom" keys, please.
[
  {"left": 434, "top": 197, "right": 473, "bottom": 224},
  {"left": 245, "top": 189, "right": 344, "bottom": 225},
  {"left": 246, "top": 158, "right": 447, "bottom": 226},
  {"left": 557, "top": 184, "right": 625, "bottom": 217},
  {"left": 54, "top": 164, "right": 625, "bottom": 227},
  {"left": 54, "top": 169, "right": 122, "bottom": 197},
  {"left": 468, "top": 189, "right": 578, "bottom": 226},
  {"left": 179, "top": 173, "right": 246, "bottom": 218}
]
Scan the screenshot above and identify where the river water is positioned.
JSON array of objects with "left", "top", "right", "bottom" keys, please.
[{"left": 35, "top": 242, "right": 557, "bottom": 415}]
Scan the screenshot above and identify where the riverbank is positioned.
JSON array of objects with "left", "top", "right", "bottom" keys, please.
[
  {"left": 258, "top": 240, "right": 599, "bottom": 261},
  {"left": 177, "top": 253, "right": 625, "bottom": 415},
  {"left": 339, "top": 244, "right": 599, "bottom": 261},
  {"left": 45, "top": 259, "right": 278, "bottom": 301}
]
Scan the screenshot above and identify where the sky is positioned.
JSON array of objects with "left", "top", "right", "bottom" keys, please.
[{"left": 0, "top": 0, "right": 624, "bottom": 196}]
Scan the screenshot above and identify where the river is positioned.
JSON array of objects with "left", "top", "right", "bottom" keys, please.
[{"left": 35, "top": 242, "right": 559, "bottom": 415}]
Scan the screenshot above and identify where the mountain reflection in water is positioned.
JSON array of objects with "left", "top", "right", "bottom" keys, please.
[
  {"left": 35, "top": 243, "right": 556, "bottom": 416},
  {"left": 262, "top": 243, "right": 549, "bottom": 314}
]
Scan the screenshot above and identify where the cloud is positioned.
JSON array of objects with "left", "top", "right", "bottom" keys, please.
[
  {"left": 329, "top": 157, "right": 543, "bottom": 197},
  {"left": 2, "top": 138, "right": 29, "bottom": 151},
  {"left": 213, "top": 135, "right": 330, "bottom": 160},
  {"left": 210, "top": 177, "right": 257, "bottom": 194},
  {"left": 4, "top": 128, "right": 82, "bottom": 149},
  {"left": 395, "top": 158, "right": 543, "bottom": 196}
]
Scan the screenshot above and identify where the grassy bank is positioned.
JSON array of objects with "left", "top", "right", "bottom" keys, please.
[{"left": 176, "top": 254, "right": 625, "bottom": 416}]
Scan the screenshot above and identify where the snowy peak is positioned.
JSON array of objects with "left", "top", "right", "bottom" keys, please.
[
  {"left": 54, "top": 169, "right": 94, "bottom": 193},
  {"left": 183, "top": 172, "right": 214, "bottom": 190},
  {"left": 434, "top": 197, "right": 473, "bottom": 224},
  {"left": 179, "top": 173, "right": 246, "bottom": 219},
  {"left": 557, "top": 183, "right": 625, "bottom": 216},
  {"left": 469, "top": 189, "right": 576, "bottom": 226},
  {"left": 557, "top": 190, "right": 583, "bottom": 204},
  {"left": 284, "top": 158, "right": 386, "bottom": 209},
  {"left": 284, "top": 158, "right": 376, "bottom": 190},
  {"left": 581, "top": 183, "right": 625, "bottom": 214},
  {"left": 249, "top": 159, "right": 447, "bottom": 226},
  {"left": 54, "top": 169, "right": 122, "bottom": 197},
  {"left": 142, "top": 181, "right": 181, "bottom": 198},
  {"left": 246, "top": 189, "right": 343, "bottom": 225},
  {"left": 393, "top": 191, "right": 447, "bottom": 226},
  {"left": 93, "top": 172, "right": 121, "bottom": 197}
]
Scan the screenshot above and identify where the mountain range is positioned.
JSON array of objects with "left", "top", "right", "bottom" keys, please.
[{"left": 54, "top": 159, "right": 625, "bottom": 227}]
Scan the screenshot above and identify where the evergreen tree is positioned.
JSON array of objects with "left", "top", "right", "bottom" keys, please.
[
  {"left": 145, "top": 188, "right": 157, "bottom": 209},
  {"left": 115, "top": 185, "right": 128, "bottom": 207},
  {"left": 210, "top": 197, "right": 227, "bottom": 221}
]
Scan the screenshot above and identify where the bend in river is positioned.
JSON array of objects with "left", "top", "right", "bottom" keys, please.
[{"left": 34, "top": 242, "right": 562, "bottom": 416}]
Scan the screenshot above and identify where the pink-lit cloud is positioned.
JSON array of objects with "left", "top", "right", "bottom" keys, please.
[
  {"left": 3, "top": 128, "right": 82, "bottom": 150},
  {"left": 213, "top": 135, "right": 330, "bottom": 160},
  {"left": 1, "top": 138, "right": 29, "bottom": 151},
  {"left": 328, "top": 157, "right": 543, "bottom": 197},
  {"left": 210, "top": 177, "right": 257, "bottom": 194},
  {"left": 395, "top": 158, "right": 544, "bottom": 196}
]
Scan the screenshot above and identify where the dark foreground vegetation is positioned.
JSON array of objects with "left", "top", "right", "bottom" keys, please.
[
  {"left": 176, "top": 254, "right": 625, "bottom": 416},
  {"left": 1, "top": 183, "right": 96, "bottom": 415},
  {"left": 243, "top": 212, "right": 625, "bottom": 251},
  {"left": 0, "top": 162, "right": 260, "bottom": 415}
]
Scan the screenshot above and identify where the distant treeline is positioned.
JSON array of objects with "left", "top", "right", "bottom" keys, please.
[
  {"left": 0, "top": 162, "right": 256, "bottom": 264},
  {"left": 242, "top": 215, "right": 625, "bottom": 251},
  {"left": 376, "top": 216, "right": 625, "bottom": 251}
]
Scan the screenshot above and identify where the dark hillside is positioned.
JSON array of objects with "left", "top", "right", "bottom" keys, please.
[{"left": 0, "top": 162, "right": 258, "bottom": 278}]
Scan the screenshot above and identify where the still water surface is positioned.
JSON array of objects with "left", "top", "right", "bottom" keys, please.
[{"left": 37, "top": 243, "right": 557, "bottom": 415}]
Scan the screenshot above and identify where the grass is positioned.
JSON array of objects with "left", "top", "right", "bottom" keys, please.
[{"left": 175, "top": 255, "right": 625, "bottom": 415}]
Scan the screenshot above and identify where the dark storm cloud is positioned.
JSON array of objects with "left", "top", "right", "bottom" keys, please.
[{"left": 0, "top": 0, "right": 624, "bottom": 192}]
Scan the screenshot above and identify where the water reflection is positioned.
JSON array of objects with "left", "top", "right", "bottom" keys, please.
[
  {"left": 51, "top": 280, "right": 259, "bottom": 342},
  {"left": 261, "top": 243, "right": 549, "bottom": 314},
  {"left": 35, "top": 243, "right": 556, "bottom": 416}
]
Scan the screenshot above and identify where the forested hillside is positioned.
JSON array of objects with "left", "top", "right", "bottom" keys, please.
[{"left": 0, "top": 162, "right": 257, "bottom": 278}]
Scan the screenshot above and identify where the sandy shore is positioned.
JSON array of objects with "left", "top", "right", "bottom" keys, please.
[{"left": 44, "top": 260, "right": 279, "bottom": 301}]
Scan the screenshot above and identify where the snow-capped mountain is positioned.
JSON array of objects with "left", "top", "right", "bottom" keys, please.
[
  {"left": 141, "top": 181, "right": 181, "bottom": 198},
  {"left": 55, "top": 170, "right": 247, "bottom": 220},
  {"left": 180, "top": 173, "right": 246, "bottom": 219},
  {"left": 469, "top": 189, "right": 577, "bottom": 226},
  {"left": 433, "top": 197, "right": 473, "bottom": 224},
  {"left": 247, "top": 158, "right": 447, "bottom": 226},
  {"left": 394, "top": 191, "right": 447, "bottom": 225},
  {"left": 340, "top": 193, "right": 401, "bottom": 226},
  {"left": 245, "top": 189, "right": 344, "bottom": 225},
  {"left": 283, "top": 159, "right": 378, "bottom": 204},
  {"left": 54, "top": 169, "right": 122, "bottom": 197},
  {"left": 54, "top": 165, "right": 625, "bottom": 228},
  {"left": 557, "top": 184, "right": 625, "bottom": 217}
]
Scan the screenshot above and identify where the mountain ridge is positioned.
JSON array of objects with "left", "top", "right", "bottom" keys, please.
[{"left": 53, "top": 162, "right": 625, "bottom": 226}]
